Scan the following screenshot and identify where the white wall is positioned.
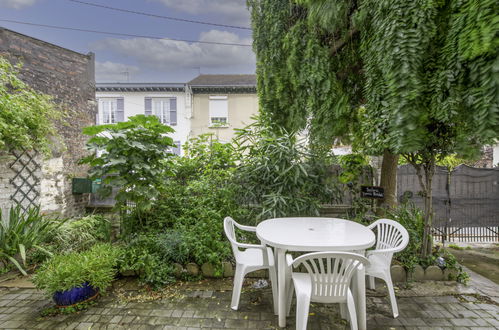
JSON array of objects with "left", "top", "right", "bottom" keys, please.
[{"left": 96, "top": 91, "right": 190, "bottom": 154}]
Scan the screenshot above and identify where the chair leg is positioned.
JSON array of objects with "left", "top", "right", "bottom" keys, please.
[
  {"left": 340, "top": 303, "right": 347, "bottom": 320},
  {"left": 286, "top": 281, "right": 294, "bottom": 317},
  {"left": 296, "top": 292, "right": 311, "bottom": 330},
  {"left": 383, "top": 273, "right": 399, "bottom": 318},
  {"left": 269, "top": 265, "right": 278, "bottom": 315},
  {"left": 346, "top": 291, "right": 358, "bottom": 330},
  {"left": 231, "top": 265, "right": 246, "bottom": 310},
  {"left": 368, "top": 275, "right": 375, "bottom": 290}
]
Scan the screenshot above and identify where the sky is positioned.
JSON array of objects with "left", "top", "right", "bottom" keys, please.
[{"left": 0, "top": 0, "right": 256, "bottom": 83}]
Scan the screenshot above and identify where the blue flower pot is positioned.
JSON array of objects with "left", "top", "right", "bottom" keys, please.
[{"left": 53, "top": 283, "right": 99, "bottom": 307}]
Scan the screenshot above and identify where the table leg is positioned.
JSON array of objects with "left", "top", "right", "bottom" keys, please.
[
  {"left": 352, "top": 264, "right": 366, "bottom": 330},
  {"left": 276, "top": 248, "right": 287, "bottom": 327}
]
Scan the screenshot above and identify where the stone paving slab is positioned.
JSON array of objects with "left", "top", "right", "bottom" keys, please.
[{"left": 0, "top": 282, "right": 497, "bottom": 330}]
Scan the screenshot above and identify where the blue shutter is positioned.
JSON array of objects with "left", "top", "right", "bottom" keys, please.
[
  {"left": 170, "top": 98, "right": 177, "bottom": 126},
  {"left": 145, "top": 97, "right": 152, "bottom": 115},
  {"left": 116, "top": 98, "right": 124, "bottom": 122}
]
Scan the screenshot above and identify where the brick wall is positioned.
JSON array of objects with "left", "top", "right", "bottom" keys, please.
[{"left": 0, "top": 28, "right": 96, "bottom": 217}]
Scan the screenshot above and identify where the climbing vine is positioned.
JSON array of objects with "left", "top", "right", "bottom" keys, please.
[{"left": 0, "top": 57, "right": 59, "bottom": 155}]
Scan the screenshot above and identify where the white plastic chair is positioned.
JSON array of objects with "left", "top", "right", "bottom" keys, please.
[
  {"left": 286, "top": 252, "right": 369, "bottom": 330},
  {"left": 366, "top": 219, "right": 409, "bottom": 318},
  {"left": 223, "top": 217, "right": 278, "bottom": 313}
]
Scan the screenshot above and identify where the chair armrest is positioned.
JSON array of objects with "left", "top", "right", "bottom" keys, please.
[
  {"left": 286, "top": 254, "right": 294, "bottom": 267},
  {"left": 233, "top": 241, "right": 266, "bottom": 250},
  {"left": 232, "top": 222, "right": 257, "bottom": 232},
  {"left": 366, "top": 247, "right": 401, "bottom": 257}
]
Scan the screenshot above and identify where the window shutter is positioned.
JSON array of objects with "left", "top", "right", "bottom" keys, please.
[
  {"left": 172, "top": 141, "right": 181, "bottom": 155},
  {"left": 145, "top": 97, "right": 152, "bottom": 115},
  {"left": 116, "top": 98, "right": 125, "bottom": 122},
  {"left": 169, "top": 98, "right": 177, "bottom": 125}
]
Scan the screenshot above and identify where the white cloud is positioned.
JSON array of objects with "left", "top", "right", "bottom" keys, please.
[
  {"left": 91, "top": 30, "right": 255, "bottom": 72},
  {"left": 151, "top": 0, "right": 250, "bottom": 26},
  {"left": 95, "top": 61, "right": 140, "bottom": 82},
  {"left": 0, "top": 0, "right": 37, "bottom": 9}
]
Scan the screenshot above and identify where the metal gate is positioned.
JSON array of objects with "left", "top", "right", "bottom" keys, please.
[{"left": 397, "top": 164, "right": 499, "bottom": 242}]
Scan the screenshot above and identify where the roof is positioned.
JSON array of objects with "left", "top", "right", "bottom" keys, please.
[
  {"left": 188, "top": 74, "right": 256, "bottom": 93},
  {"left": 96, "top": 83, "right": 185, "bottom": 92}
]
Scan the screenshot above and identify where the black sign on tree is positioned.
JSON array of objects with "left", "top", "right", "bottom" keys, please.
[{"left": 361, "top": 186, "right": 384, "bottom": 199}]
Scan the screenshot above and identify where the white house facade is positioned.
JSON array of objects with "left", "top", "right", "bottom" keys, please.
[{"left": 95, "top": 83, "right": 190, "bottom": 155}]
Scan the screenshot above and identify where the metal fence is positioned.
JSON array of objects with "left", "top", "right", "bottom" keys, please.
[{"left": 397, "top": 164, "right": 499, "bottom": 242}]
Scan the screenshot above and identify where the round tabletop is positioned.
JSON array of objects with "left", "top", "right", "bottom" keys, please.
[{"left": 256, "top": 217, "right": 376, "bottom": 251}]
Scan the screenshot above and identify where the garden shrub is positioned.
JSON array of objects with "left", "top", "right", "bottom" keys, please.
[
  {"left": 120, "top": 135, "right": 245, "bottom": 276},
  {"left": 0, "top": 205, "right": 58, "bottom": 275},
  {"left": 387, "top": 203, "right": 468, "bottom": 282},
  {"left": 80, "top": 115, "right": 176, "bottom": 234},
  {"left": 52, "top": 215, "right": 111, "bottom": 253},
  {"left": 33, "top": 243, "right": 121, "bottom": 295},
  {"left": 117, "top": 233, "right": 180, "bottom": 288},
  {"left": 234, "top": 121, "right": 340, "bottom": 222}
]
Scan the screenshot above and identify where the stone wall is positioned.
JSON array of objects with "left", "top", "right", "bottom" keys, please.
[{"left": 0, "top": 27, "right": 96, "bottom": 217}]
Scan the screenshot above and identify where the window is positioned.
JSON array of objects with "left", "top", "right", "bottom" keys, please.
[
  {"left": 153, "top": 98, "right": 170, "bottom": 124},
  {"left": 209, "top": 96, "right": 228, "bottom": 126},
  {"left": 97, "top": 97, "right": 124, "bottom": 124},
  {"left": 99, "top": 98, "right": 117, "bottom": 124},
  {"left": 145, "top": 97, "right": 177, "bottom": 125}
]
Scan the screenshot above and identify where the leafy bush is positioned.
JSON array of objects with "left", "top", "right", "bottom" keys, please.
[
  {"left": 33, "top": 243, "right": 120, "bottom": 295},
  {"left": 52, "top": 215, "right": 111, "bottom": 253},
  {"left": 386, "top": 203, "right": 468, "bottom": 282},
  {"left": 80, "top": 115, "right": 176, "bottom": 230},
  {"left": 386, "top": 203, "right": 425, "bottom": 273},
  {"left": 0, "top": 205, "right": 57, "bottom": 275},
  {"left": 121, "top": 134, "right": 244, "bottom": 273},
  {"left": 117, "top": 233, "right": 180, "bottom": 288},
  {"left": 234, "top": 121, "right": 340, "bottom": 221}
]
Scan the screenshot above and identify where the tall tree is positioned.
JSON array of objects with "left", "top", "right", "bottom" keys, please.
[{"left": 249, "top": 0, "right": 499, "bottom": 257}]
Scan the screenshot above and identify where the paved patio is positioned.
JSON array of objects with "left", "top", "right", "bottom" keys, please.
[{"left": 0, "top": 277, "right": 498, "bottom": 330}]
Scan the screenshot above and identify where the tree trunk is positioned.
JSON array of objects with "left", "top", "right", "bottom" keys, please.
[
  {"left": 421, "top": 159, "right": 436, "bottom": 258},
  {"left": 376, "top": 149, "right": 399, "bottom": 216}
]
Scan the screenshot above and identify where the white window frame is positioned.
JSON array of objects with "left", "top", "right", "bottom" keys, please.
[
  {"left": 152, "top": 97, "right": 171, "bottom": 124},
  {"left": 98, "top": 98, "right": 118, "bottom": 124},
  {"left": 209, "top": 95, "right": 229, "bottom": 127}
]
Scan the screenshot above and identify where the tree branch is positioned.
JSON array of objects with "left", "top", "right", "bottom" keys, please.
[{"left": 330, "top": 28, "right": 359, "bottom": 55}]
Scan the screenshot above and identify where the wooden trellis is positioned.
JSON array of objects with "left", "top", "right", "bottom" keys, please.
[{"left": 9, "top": 149, "right": 41, "bottom": 213}]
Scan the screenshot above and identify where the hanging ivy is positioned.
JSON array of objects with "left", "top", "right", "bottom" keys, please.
[{"left": 0, "top": 57, "right": 59, "bottom": 155}]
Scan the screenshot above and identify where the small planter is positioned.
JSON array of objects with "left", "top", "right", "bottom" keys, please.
[{"left": 53, "top": 283, "right": 99, "bottom": 307}]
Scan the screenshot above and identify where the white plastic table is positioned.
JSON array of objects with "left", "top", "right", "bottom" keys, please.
[{"left": 256, "top": 217, "right": 375, "bottom": 329}]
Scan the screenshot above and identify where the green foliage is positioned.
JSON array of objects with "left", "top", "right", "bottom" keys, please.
[
  {"left": 386, "top": 204, "right": 425, "bottom": 273},
  {"left": 249, "top": 1, "right": 364, "bottom": 146},
  {"left": 0, "top": 205, "right": 57, "bottom": 275},
  {"left": 0, "top": 57, "right": 59, "bottom": 154},
  {"left": 80, "top": 115, "right": 176, "bottom": 220},
  {"left": 121, "top": 135, "right": 243, "bottom": 272},
  {"left": 52, "top": 215, "right": 111, "bottom": 253},
  {"left": 117, "top": 233, "right": 178, "bottom": 289},
  {"left": 33, "top": 243, "right": 120, "bottom": 295},
  {"left": 234, "top": 121, "right": 340, "bottom": 221},
  {"left": 386, "top": 203, "right": 468, "bottom": 282}
]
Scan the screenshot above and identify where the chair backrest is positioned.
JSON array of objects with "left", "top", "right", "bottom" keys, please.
[
  {"left": 224, "top": 216, "right": 242, "bottom": 260},
  {"left": 369, "top": 218, "right": 409, "bottom": 258},
  {"left": 291, "top": 252, "right": 369, "bottom": 302}
]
